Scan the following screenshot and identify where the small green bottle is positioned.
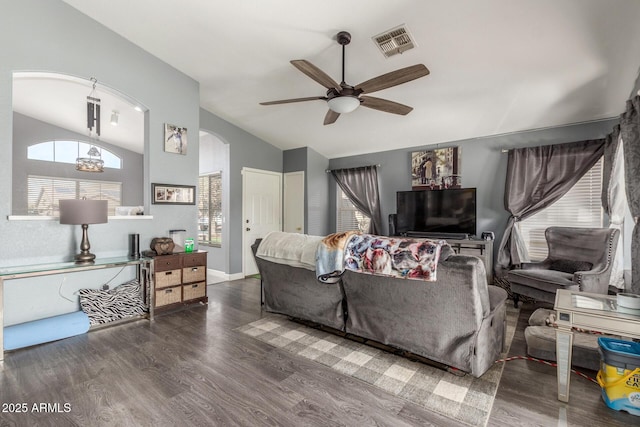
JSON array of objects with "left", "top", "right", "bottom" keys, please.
[{"left": 184, "top": 238, "right": 194, "bottom": 253}]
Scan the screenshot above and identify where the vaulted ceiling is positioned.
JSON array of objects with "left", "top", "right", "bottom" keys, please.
[{"left": 62, "top": 0, "right": 640, "bottom": 158}]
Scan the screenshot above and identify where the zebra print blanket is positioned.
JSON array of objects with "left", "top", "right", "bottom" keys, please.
[{"left": 78, "top": 279, "right": 147, "bottom": 325}]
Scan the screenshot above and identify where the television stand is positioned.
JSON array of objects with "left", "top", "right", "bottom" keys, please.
[
  {"left": 397, "top": 232, "right": 493, "bottom": 284},
  {"left": 405, "top": 231, "right": 470, "bottom": 240}
]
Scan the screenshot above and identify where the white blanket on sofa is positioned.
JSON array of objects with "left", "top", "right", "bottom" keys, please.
[{"left": 256, "top": 231, "right": 323, "bottom": 270}]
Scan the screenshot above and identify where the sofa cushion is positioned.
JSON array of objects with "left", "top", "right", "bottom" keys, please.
[
  {"left": 549, "top": 258, "right": 593, "bottom": 274},
  {"left": 507, "top": 269, "right": 578, "bottom": 293}
]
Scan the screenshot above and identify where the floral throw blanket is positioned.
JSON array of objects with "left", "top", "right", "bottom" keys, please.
[
  {"left": 316, "top": 231, "right": 360, "bottom": 283},
  {"left": 317, "top": 232, "right": 448, "bottom": 283}
]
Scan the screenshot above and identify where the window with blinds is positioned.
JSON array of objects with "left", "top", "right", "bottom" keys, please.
[
  {"left": 517, "top": 157, "right": 603, "bottom": 261},
  {"left": 28, "top": 175, "right": 122, "bottom": 216},
  {"left": 198, "top": 172, "right": 222, "bottom": 247},
  {"left": 336, "top": 185, "right": 371, "bottom": 233}
]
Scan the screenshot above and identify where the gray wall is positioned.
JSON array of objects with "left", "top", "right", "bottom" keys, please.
[
  {"left": 199, "top": 108, "right": 282, "bottom": 274},
  {"left": 306, "top": 147, "right": 330, "bottom": 236},
  {"left": 283, "top": 147, "right": 330, "bottom": 236},
  {"left": 328, "top": 118, "right": 619, "bottom": 262},
  {"left": 12, "top": 112, "right": 144, "bottom": 213},
  {"left": 1, "top": 0, "right": 200, "bottom": 325},
  {"left": 283, "top": 148, "right": 306, "bottom": 173},
  {"left": 283, "top": 147, "right": 309, "bottom": 234}
]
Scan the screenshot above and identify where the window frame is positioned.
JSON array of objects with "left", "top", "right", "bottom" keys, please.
[
  {"left": 516, "top": 157, "right": 604, "bottom": 261},
  {"left": 27, "top": 140, "right": 122, "bottom": 169},
  {"left": 198, "top": 171, "right": 223, "bottom": 247},
  {"left": 336, "top": 184, "right": 370, "bottom": 233}
]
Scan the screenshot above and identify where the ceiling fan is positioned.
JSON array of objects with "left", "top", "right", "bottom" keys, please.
[{"left": 260, "top": 31, "right": 430, "bottom": 125}]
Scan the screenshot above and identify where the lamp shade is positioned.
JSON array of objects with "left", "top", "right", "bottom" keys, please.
[
  {"left": 327, "top": 95, "right": 360, "bottom": 114},
  {"left": 59, "top": 199, "right": 108, "bottom": 225}
]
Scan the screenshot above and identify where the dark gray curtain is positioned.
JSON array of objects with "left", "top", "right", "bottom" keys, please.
[
  {"left": 620, "top": 96, "right": 640, "bottom": 293},
  {"left": 331, "top": 165, "right": 383, "bottom": 234},
  {"left": 496, "top": 139, "right": 605, "bottom": 276}
]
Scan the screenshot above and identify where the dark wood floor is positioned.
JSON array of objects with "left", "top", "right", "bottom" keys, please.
[{"left": 0, "top": 278, "right": 634, "bottom": 426}]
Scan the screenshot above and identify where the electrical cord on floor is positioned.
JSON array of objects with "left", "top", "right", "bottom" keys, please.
[{"left": 495, "top": 355, "right": 598, "bottom": 384}]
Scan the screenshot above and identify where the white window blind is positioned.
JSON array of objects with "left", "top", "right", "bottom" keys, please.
[
  {"left": 336, "top": 185, "right": 370, "bottom": 233},
  {"left": 517, "top": 157, "right": 603, "bottom": 261},
  {"left": 198, "top": 172, "right": 222, "bottom": 247},
  {"left": 28, "top": 175, "right": 122, "bottom": 216}
]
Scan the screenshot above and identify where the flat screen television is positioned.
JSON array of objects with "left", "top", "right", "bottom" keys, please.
[{"left": 396, "top": 188, "right": 477, "bottom": 237}]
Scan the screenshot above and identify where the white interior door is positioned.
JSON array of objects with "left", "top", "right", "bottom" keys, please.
[
  {"left": 242, "top": 168, "right": 282, "bottom": 276},
  {"left": 284, "top": 171, "right": 304, "bottom": 234}
]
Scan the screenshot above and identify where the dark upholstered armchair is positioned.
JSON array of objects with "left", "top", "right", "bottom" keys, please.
[{"left": 508, "top": 227, "right": 620, "bottom": 307}]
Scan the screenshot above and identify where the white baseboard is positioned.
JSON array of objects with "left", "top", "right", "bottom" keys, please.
[
  {"left": 207, "top": 269, "right": 245, "bottom": 283},
  {"left": 227, "top": 272, "right": 245, "bottom": 281}
]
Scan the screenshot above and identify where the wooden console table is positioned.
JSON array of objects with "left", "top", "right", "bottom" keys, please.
[
  {"left": 0, "top": 256, "right": 153, "bottom": 361},
  {"left": 554, "top": 289, "right": 640, "bottom": 402},
  {"left": 397, "top": 235, "right": 494, "bottom": 284}
]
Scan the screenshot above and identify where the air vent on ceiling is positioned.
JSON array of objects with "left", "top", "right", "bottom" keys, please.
[{"left": 372, "top": 24, "right": 416, "bottom": 58}]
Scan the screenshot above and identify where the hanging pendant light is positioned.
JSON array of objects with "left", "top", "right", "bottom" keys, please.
[{"left": 76, "top": 145, "right": 104, "bottom": 172}]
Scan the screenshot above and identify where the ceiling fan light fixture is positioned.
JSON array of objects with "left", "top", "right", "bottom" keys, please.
[{"left": 327, "top": 96, "right": 360, "bottom": 114}]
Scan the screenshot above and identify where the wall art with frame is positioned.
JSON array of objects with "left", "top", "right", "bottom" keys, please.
[
  {"left": 164, "top": 123, "right": 188, "bottom": 155},
  {"left": 152, "top": 183, "right": 195, "bottom": 205},
  {"left": 411, "top": 146, "right": 462, "bottom": 190}
]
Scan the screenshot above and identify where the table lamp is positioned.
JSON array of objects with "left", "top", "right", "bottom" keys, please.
[{"left": 59, "top": 199, "right": 108, "bottom": 264}]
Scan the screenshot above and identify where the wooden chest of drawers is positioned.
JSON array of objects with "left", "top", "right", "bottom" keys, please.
[{"left": 152, "top": 251, "right": 208, "bottom": 312}]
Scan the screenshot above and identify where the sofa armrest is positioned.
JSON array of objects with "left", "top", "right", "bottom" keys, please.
[
  {"left": 573, "top": 269, "right": 610, "bottom": 294},
  {"left": 487, "top": 285, "right": 508, "bottom": 311}
]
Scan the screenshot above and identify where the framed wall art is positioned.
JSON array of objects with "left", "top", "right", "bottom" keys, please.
[
  {"left": 152, "top": 183, "right": 196, "bottom": 205},
  {"left": 164, "top": 123, "right": 188, "bottom": 155},
  {"left": 411, "top": 147, "right": 462, "bottom": 190}
]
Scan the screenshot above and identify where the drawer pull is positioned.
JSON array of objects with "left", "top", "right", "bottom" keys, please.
[
  {"left": 192, "top": 267, "right": 198, "bottom": 272},
  {"left": 165, "top": 289, "right": 172, "bottom": 293},
  {"left": 192, "top": 284, "right": 198, "bottom": 288},
  {"left": 165, "top": 271, "right": 172, "bottom": 275}
]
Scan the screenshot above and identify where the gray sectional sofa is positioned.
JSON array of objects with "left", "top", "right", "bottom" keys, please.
[
  {"left": 252, "top": 238, "right": 508, "bottom": 378},
  {"left": 252, "top": 240, "right": 345, "bottom": 331}
]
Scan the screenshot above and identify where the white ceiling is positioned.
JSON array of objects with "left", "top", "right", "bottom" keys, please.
[
  {"left": 61, "top": 0, "right": 640, "bottom": 159},
  {"left": 13, "top": 73, "right": 145, "bottom": 154}
]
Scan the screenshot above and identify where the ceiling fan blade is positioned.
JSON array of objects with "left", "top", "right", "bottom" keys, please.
[
  {"left": 324, "top": 109, "right": 340, "bottom": 125},
  {"left": 360, "top": 96, "right": 413, "bottom": 115},
  {"left": 291, "top": 60, "right": 341, "bottom": 91},
  {"left": 355, "top": 64, "right": 430, "bottom": 94},
  {"left": 260, "top": 96, "right": 326, "bottom": 105}
]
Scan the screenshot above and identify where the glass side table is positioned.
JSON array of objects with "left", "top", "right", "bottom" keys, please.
[
  {"left": 0, "top": 256, "right": 153, "bottom": 361},
  {"left": 554, "top": 289, "right": 640, "bottom": 402}
]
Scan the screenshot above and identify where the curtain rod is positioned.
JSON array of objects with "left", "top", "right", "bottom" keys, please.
[{"left": 325, "top": 164, "right": 381, "bottom": 173}]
